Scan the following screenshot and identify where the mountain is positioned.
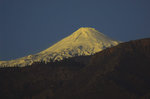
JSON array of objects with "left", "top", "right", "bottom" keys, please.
[
  {"left": 56, "top": 38, "right": 150, "bottom": 99},
  {"left": 0, "top": 38, "right": 149, "bottom": 99},
  {"left": 0, "top": 27, "right": 120, "bottom": 67}
]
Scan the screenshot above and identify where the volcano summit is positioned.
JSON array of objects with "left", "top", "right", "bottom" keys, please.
[{"left": 0, "top": 27, "right": 120, "bottom": 67}]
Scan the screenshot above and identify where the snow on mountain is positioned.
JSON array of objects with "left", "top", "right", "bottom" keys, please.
[{"left": 0, "top": 27, "right": 120, "bottom": 67}]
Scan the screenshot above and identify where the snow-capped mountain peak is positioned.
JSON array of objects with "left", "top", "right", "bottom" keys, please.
[{"left": 0, "top": 27, "right": 120, "bottom": 67}]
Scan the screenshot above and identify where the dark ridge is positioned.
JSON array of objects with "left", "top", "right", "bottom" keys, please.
[
  {"left": 0, "top": 38, "right": 150, "bottom": 99},
  {"left": 55, "top": 38, "right": 150, "bottom": 99},
  {"left": 0, "top": 57, "right": 89, "bottom": 99}
]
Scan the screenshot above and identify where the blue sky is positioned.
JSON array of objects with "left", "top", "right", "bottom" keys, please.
[{"left": 0, "top": 0, "right": 150, "bottom": 60}]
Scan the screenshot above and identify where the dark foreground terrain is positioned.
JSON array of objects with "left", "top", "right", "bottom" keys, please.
[{"left": 0, "top": 38, "right": 150, "bottom": 99}]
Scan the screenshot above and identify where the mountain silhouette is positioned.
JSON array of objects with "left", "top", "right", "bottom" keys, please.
[
  {"left": 0, "top": 38, "right": 150, "bottom": 99},
  {"left": 0, "top": 27, "right": 119, "bottom": 67}
]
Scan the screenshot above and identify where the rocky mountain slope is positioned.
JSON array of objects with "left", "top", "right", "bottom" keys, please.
[
  {"left": 56, "top": 38, "right": 150, "bottom": 99},
  {"left": 0, "top": 38, "right": 149, "bottom": 99}
]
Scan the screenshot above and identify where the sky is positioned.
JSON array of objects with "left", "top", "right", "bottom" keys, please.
[{"left": 0, "top": 0, "right": 150, "bottom": 60}]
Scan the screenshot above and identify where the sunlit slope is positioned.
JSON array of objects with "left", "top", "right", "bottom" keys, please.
[{"left": 0, "top": 27, "right": 120, "bottom": 67}]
